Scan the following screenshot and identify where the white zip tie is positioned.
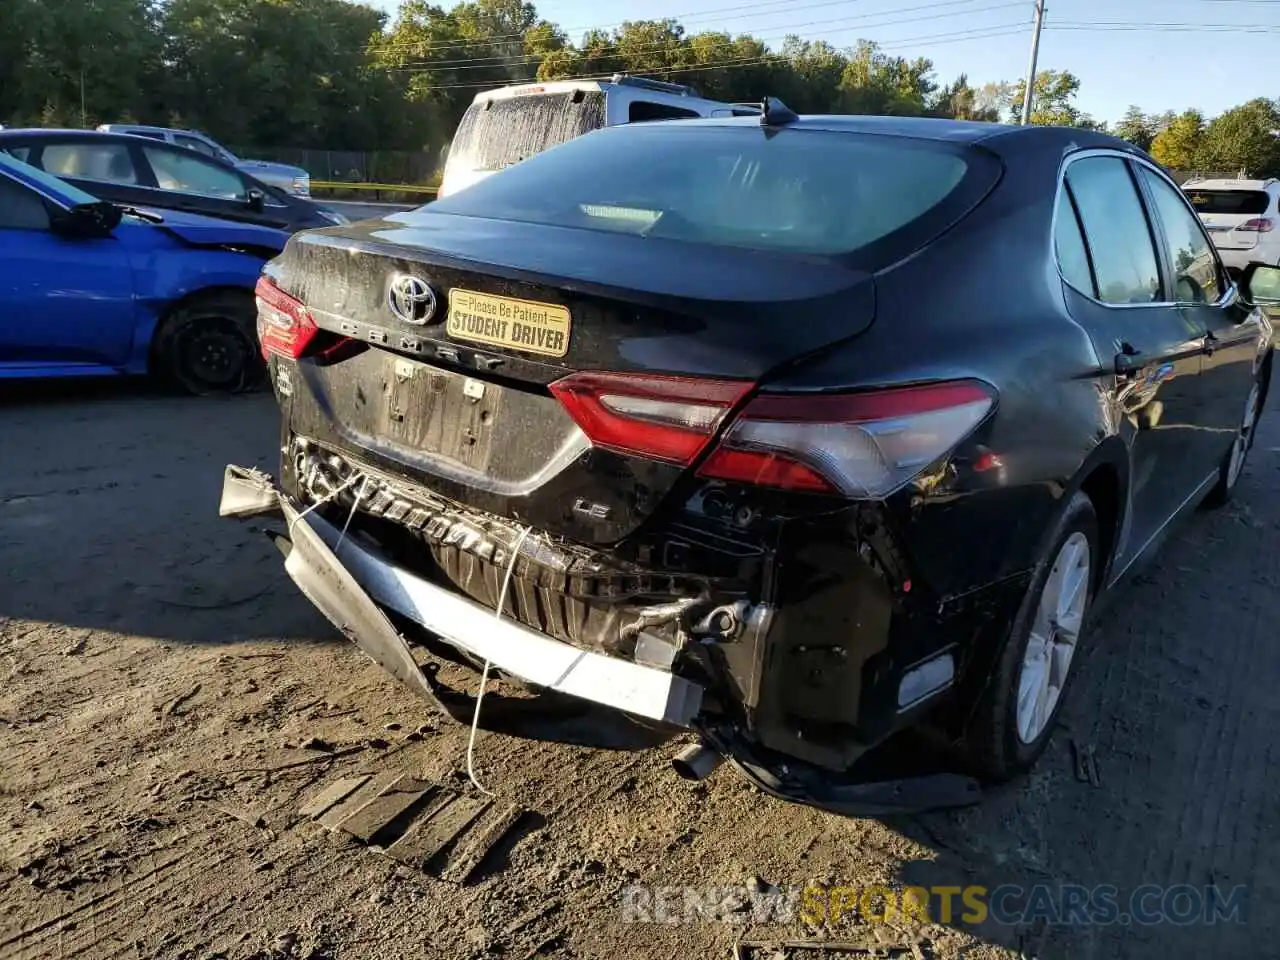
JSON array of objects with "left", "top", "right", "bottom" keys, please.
[
  {"left": 334, "top": 476, "right": 372, "bottom": 554},
  {"left": 466, "top": 524, "right": 534, "bottom": 797},
  {"left": 288, "top": 471, "right": 364, "bottom": 533}
]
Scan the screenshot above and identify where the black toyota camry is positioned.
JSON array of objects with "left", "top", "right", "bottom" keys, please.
[{"left": 222, "top": 106, "right": 1275, "bottom": 807}]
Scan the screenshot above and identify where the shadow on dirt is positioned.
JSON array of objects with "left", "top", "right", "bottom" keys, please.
[
  {"left": 0, "top": 381, "right": 334, "bottom": 647},
  {"left": 877, "top": 454, "right": 1280, "bottom": 959}
]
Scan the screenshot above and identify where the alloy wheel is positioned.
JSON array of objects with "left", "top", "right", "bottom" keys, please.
[
  {"left": 1225, "top": 383, "right": 1261, "bottom": 491},
  {"left": 1015, "top": 531, "right": 1091, "bottom": 744}
]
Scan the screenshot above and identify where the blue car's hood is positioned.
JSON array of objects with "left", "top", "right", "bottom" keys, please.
[{"left": 129, "top": 207, "right": 288, "bottom": 252}]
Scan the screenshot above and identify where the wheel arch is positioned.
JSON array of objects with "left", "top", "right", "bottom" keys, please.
[
  {"left": 1061, "top": 437, "right": 1130, "bottom": 590},
  {"left": 145, "top": 284, "right": 256, "bottom": 374}
]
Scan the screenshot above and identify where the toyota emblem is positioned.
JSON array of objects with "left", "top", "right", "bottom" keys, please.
[{"left": 387, "top": 274, "right": 437, "bottom": 325}]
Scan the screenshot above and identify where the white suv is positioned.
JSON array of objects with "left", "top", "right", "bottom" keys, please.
[
  {"left": 1184, "top": 177, "right": 1280, "bottom": 274},
  {"left": 439, "top": 74, "right": 758, "bottom": 198}
]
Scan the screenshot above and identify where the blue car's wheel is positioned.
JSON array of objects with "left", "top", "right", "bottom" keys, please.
[{"left": 152, "top": 291, "right": 264, "bottom": 396}]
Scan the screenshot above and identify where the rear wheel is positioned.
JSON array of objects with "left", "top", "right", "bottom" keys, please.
[
  {"left": 963, "top": 492, "right": 1098, "bottom": 781},
  {"left": 151, "top": 291, "right": 263, "bottom": 396}
]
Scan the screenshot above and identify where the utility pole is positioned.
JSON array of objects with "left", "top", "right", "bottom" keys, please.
[{"left": 1020, "top": 0, "right": 1046, "bottom": 126}]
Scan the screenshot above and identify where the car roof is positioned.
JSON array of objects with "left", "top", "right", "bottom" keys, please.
[
  {"left": 1183, "top": 178, "right": 1277, "bottom": 191},
  {"left": 0, "top": 128, "right": 163, "bottom": 140},
  {"left": 101, "top": 123, "right": 206, "bottom": 136},
  {"left": 612, "top": 113, "right": 1139, "bottom": 153}
]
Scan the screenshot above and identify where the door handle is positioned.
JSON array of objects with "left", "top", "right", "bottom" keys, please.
[
  {"left": 1200, "top": 329, "right": 1219, "bottom": 356},
  {"left": 1114, "top": 343, "right": 1143, "bottom": 376}
]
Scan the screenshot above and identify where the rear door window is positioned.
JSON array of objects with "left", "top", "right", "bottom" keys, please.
[
  {"left": 431, "top": 125, "right": 996, "bottom": 261},
  {"left": 174, "top": 134, "right": 223, "bottom": 159},
  {"left": 1183, "top": 189, "right": 1269, "bottom": 215},
  {"left": 1139, "top": 167, "right": 1223, "bottom": 304},
  {"left": 446, "top": 92, "right": 607, "bottom": 174},
  {"left": 1064, "top": 156, "right": 1162, "bottom": 304},
  {"left": 41, "top": 143, "right": 140, "bottom": 185},
  {"left": 141, "top": 146, "right": 247, "bottom": 200}
]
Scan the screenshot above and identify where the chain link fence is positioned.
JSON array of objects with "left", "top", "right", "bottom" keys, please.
[{"left": 231, "top": 147, "right": 447, "bottom": 186}]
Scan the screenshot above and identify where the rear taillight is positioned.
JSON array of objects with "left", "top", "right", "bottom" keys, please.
[
  {"left": 1238, "top": 218, "right": 1274, "bottom": 233},
  {"left": 549, "top": 372, "right": 753, "bottom": 465},
  {"left": 698, "top": 381, "right": 996, "bottom": 497},
  {"left": 255, "top": 275, "right": 319, "bottom": 360}
]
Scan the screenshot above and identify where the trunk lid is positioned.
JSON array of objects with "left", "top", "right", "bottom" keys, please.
[{"left": 274, "top": 212, "right": 876, "bottom": 544}]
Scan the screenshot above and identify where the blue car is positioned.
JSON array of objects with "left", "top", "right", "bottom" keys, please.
[{"left": 0, "top": 152, "right": 287, "bottom": 393}]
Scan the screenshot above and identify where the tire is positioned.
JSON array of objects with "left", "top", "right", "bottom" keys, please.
[
  {"left": 151, "top": 291, "right": 264, "bottom": 396},
  {"left": 1202, "top": 376, "right": 1263, "bottom": 509},
  {"left": 962, "top": 491, "right": 1099, "bottom": 781}
]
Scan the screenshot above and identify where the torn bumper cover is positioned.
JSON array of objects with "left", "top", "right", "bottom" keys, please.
[{"left": 219, "top": 465, "right": 704, "bottom": 726}]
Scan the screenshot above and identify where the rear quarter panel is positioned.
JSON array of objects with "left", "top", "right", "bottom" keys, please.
[{"left": 763, "top": 134, "right": 1118, "bottom": 603}]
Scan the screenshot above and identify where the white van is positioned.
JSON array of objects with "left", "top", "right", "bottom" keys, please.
[{"left": 438, "top": 74, "right": 758, "bottom": 198}]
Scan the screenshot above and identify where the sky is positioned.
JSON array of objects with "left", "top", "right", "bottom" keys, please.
[{"left": 368, "top": 0, "right": 1278, "bottom": 124}]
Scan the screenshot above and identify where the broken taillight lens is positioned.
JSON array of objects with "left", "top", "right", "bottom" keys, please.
[
  {"left": 255, "top": 275, "right": 319, "bottom": 360},
  {"left": 549, "top": 371, "right": 754, "bottom": 466},
  {"left": 698, "top": 381, "right": 996, "bottom": 497}
]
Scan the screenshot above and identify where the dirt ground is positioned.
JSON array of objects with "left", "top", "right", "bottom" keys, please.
[{"left": 2, "top": 379, "right": 1278, "bottom": 960}]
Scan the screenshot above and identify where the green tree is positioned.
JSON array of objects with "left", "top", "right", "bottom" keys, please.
[
  {"left": 162, "top": 0, "right": 411, "bottom": 150},
  {"left": 8, "top": 0, "right": 163, "bottom": 128},
  {"left": 1196, "top": 98, "right": 1280, "bottom": 177},
  {"left": 1002, "top": 69, "right": 1092, "bottom": 127},
  {"left": 1150, "top": 109, "right": 1206, "bottom": 171},
  {"left": 1114, "top": 105, "right": 1156, "bottom": 151},
  {"left": 839, "top": 41, "right": 935, "bottom": 116},
  {"left": 930, "top": 73, "right": 1000, "bottom": 121}
]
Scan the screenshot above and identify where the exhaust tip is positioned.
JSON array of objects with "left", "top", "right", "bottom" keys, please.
[{"left": 672, "top": 742, "right": 724, "bottom": 781}]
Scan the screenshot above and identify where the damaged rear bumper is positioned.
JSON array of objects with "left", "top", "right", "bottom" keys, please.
[{"left": 219, "top": 464, "right": 703, "bottom": 726}]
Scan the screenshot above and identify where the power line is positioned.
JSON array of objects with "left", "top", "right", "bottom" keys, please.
[
  {"left": 399, "top": 23, "right": 1033, "bottom": 90},
  {"left": 386, "top": 0, "right": 1028, "bottom": 71},
  {"left": 368, "top": 0, "right": 1008, "bottom": 53}
]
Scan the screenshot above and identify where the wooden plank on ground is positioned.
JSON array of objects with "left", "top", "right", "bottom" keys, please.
[
  {"left": 337, "top": 777, "right": 441, "bottom": 847},
  {"left": 299, "top": 776, "right": 370, "bottom": 820},
  {"left": 384, "top": 794, "right": 491, "bottom": 872},
  {"left": 439, "top": 803, "right": 527, "bottom": 884},
  {"left": 317, "top": 770, "right": 401, "bottom": 831}
]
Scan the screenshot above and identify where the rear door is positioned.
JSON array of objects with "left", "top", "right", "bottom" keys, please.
[
  {"left": 1056, "top": 153, "right": 1210, "bottom": 555},
  {"left": 133, "top": 144, "right": 289, "bottom": 225},
  {"left": 1138, "top": 166, "right": 1267, "bottom": 475},
  {"left": 1185, "top": 185, "right": 1272, "bottom": 252},
  {"left": 0, "top": 173, "right": 136, "bottom": 369},
  {"left": 29, "top": 138, "right": 156, "bottom": 209}
]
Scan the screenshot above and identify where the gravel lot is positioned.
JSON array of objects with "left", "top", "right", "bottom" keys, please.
[{"left": 1, "top": 379, "right": 1277, "bottom": 960}]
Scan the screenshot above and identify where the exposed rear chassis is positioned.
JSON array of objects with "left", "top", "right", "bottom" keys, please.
[
  {"left": 220, "top": 464, "right": 703, "bottom": 725},
  {"left": 220, "top": 463, "right": 982, "bottom": 815}
]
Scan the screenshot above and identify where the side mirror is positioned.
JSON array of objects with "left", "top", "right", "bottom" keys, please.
[
  {"left": 49, "top": 201, "right": 122, "bottom": 239},
  {"left": 246, "top": 188, "right": 265, "bottom": 213},
  {"left": 1238, "top": 261, "right": 1280, "bottom": 307}
]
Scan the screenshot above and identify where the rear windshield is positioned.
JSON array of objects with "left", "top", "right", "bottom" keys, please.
[
  {"left": 446, "top": 91, "right": 606, "bottom": 174},
  {"left": 430, "top": 123, "right": 994, "bottom": 259},
  {"left": 1184, "top": 189, "right": 1270, "bottom": 215}
]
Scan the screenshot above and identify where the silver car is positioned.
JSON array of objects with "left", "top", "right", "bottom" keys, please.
[{"left": 97, "top": 124, "right": 311, "bottom": 197}]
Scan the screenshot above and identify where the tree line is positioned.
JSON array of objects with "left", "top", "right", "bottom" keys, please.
[{"left": 2, "top": 0, "right": 1278, "bottom": 177}]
